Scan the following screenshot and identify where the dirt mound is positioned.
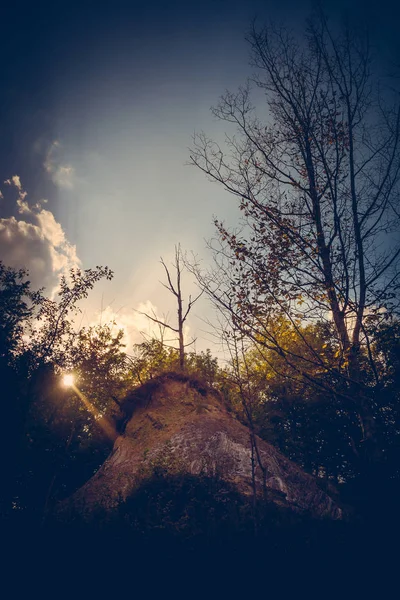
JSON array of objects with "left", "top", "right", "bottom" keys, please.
[{"left": 57, "top": 373, "right": 342, "bottom": 525}]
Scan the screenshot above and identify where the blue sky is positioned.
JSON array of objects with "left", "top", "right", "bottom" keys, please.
[{"left": 0, "top": 0, "right": 398, "bottom": 357}]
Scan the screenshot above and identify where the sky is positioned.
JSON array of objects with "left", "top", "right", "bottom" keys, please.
[{"left": 1, "top": 0, "right": 399, "bottom": 358}]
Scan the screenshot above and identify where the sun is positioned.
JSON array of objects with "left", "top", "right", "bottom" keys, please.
[{"left": 63, "top": 374, "right": 74, "bottom": 387}]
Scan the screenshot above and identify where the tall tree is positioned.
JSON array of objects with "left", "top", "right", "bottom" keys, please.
[{"left": 190, "top": 9, "right": 400, "bottom": 462}]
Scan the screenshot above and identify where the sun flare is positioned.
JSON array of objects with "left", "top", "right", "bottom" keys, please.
[{"left": 63, "top": 374, "right": 74, "bottom": 387}]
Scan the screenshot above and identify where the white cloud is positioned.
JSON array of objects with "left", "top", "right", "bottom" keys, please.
[
  {"left": 88, "top": 300, "right": 192, "bottom": 354},
  {"left": 44, "top": 141, "right": 75, "bottom": 189},
  {"left": 36, "top": 208, "right": 67, "bottom": 247},
  {"left": 4, "top": 175, "right": 29, "bottom": 212},
  {"left": 0, "top": 176, "right": 81, "bottom": 293},
  {"left": 5, "top": 175, "right": 22, "bottom": 190},
  {"left": 90, "top": 302, "right": 160, "bottom": 352}
]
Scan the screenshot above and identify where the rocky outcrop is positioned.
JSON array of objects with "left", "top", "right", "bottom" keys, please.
[{"left": 57, "top": 373, "right": 342, "bottom": 523}]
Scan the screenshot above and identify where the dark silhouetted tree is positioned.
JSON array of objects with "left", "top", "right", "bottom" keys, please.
[{"left": 190, "top": 9, "right": 400, "bottom": 464}]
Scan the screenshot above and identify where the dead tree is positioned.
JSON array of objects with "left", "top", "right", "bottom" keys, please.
[{"left": 138, "top": 245, "right": 202, "bottom": 370}]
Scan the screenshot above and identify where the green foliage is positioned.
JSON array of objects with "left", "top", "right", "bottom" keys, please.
[
  {"left": 127, "top": 341, "right": 221, "bottom": 389},
  {"left": 185, "top": 348, "right": 219, "bottom": 387},
  {"left": 24, "top": 321, "right": 132, "bottom": 512},
  {"left": 0, "top": 262, "right": 41, "bottom": 365},
  {"left": 224, "top": 317, "right": 400, "bottom": 484},
  {"left": 66, "top": 323, "right": 130, "bottom": 413},
  {"left": 128, "top": 338, "right": 180, "bottom": 385},
  {"left": 0, "top": 262, "right": 115, "bottom": 519},
  {"left": 26, "top": 265, "right": 114, "bottom": 373}
]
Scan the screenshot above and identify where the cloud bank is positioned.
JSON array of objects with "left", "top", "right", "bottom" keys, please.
[{"left": 0, "top": 176, "right": 81, "bottom": 293}]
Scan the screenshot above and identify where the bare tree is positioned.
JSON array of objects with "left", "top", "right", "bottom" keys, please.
[
  {"left": 189, "top": 9, "right": 400, "bottom": 461},
  {"left": 138, "top": 245, "right": 202, "bottom": 370},
  {"left": 223, "top": 320, "right": 269, "bottom": 504}
]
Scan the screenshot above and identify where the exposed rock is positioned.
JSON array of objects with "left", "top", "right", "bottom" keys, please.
[{"left": 57, "top": 373, "right": 342, "bottom": 524}]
